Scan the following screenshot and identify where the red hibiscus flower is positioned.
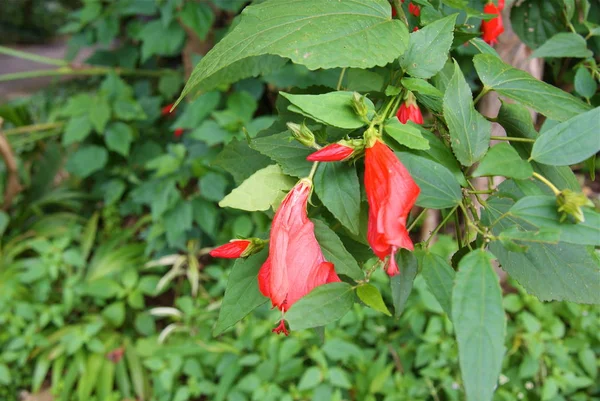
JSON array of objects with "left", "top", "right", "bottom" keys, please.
[
  {"left": 408, "top": 2, "right": 420, "bottom": 17},
  {"left": 210, "top": 240, "right": 252, "bottom": 258},
  {"left": 396, "top": 93, "right": 424, "bottom": 125},
  {"left": 258, "top": 179, "right": 340, "bottom": 335},
  {"left": 307, "top": 143, "right": 353, "bottom": 162},
  {"left": 173, "top": 128, "right": 184, "bottom": 138},
  {"left": 481, "top": 2, "right": 504, "bottom": 45},
  {"left": 364, "top": 140, "right": 420, "bottom": 276}
]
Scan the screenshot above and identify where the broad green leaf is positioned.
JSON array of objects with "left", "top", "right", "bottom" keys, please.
[
  {"left": 172, "top": 91, "right": 221, "bottom": 129},
  {"left": 314, "top": 162, "right": 361, "bottom": 235},
  {"left": 219, "top": 164, "right": 296, "bottom": 211},
  {"left": 401, "top": 14, "right": 457, "bottom": 79},
  {"left": 0, "top": 211, "right": 9, "bottom": 239},
  {"left": 509, "top": 195, "right": 600, "bottom": 246},
  {"left": 105, "top": 122, "right": 134, "bottom": 156},
  {"left": 179, "top": 2, "right": 214, "bottom": 40},
  {"left": 497, "top": 226, "right": 560, "bottom": 251},
  {"left": 250, "top": 131, "right": 313, "bottom": 177},
  {"left": 140, "top": 20, "right": 185, "bottom": 62},
  {"left": 281, "top": 91, "right": 374, "bottom": 129},
  {"left": 443, "top": 60, "right": 490, "bottom": 166},
  {"left": 357, "top": 284, "right": 391, "bottom": 316},
  {"left": 213, "top": 249, "right": 269, "bottom": 336},
  {"left": 530, "top": 33, "right": 593, "bottom": 59},
  {"left": 400, "top": 77, "right": 444, "bottom": 97},
  {"left": 63, "top": 115, "right": 93, "bottom": 145},
  {"left": 0, "top": 364, "right": 10, "bottom": 386},
  {"left": 484, "top": 197, "right": 600, "bottom": 303},
  {"left": 66, "top": 145, "right": 108, "bottom": 178},
  {"left": 285, "top": 282, "right": 355, "bottom": 330},
  {"left": 474, "top": 54, "right": 591, "bottom": 122},
  {"left": 472, "top": 142, "right": 533, "bottom": 179},
  {"left": 390, "top": 249, "right": 418, "bottom": 317},
  {"left": 419, "top": 250, "right": 455, "bottom": 317},
  {"left": 384, "top": 118, "right": 430, "bottom": 150},
  {"left": 213, "top": 138, "right": 272, "bottom": 185},
  {"left": 397, "top": 152, "right": 462, "bottom": 209},
  {"left": 511, "top": 0, "right": 563, "bottom": 49},
  {"left": 531, "top": 107, "right": 600, "bottom": 166},
  {"left": 89, "top": 95, "right": 111, "bottom": 133},
  {"left": 469, "top": 37, "right": 500, "bottom": 57},
  {"left": 496, "top": 102, "right": 580, "bottom": 191},
  {"left": 178, "top": 0, "right": 408, "bottom": 102},
  {"left": 346, "top": 68, "right": 385, "bottom": 92},
  {"left": 452, "top": 249, "right": 506, "bottom": 401},
  {"left": 312, "top": 219, "right": 363, "bottom": 280},
  {"left": 574, "top": 67, "right": 597, "bottom": 99},
  {"left": 410, "top": 129, "right": 467, "bottom": 187}
]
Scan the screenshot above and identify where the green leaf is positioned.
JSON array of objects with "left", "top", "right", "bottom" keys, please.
[
  {"left": 574, "top": 67, "right": 597, "bottom": 99},
  {"left": 346, "top": 68, "right": 385, "bottom": 92},
  {"left": 164, "top": 201, "right": 193, "bottom": 246},
  {"left": 443, "top": 60, "right": 490, "bottom": 166},
  {"left": 178, "top": 0, "right": 408, "bottom": 102},
  {"left": 474, "top": 54, "right": 591, "bottom": 122},
  {"left": 509, "top": 195, "right": 600, "bottom": 246},
  {"left": 172, "top": 92, "right": 221, "bottom": 129},
  {"left": 484, "top": 197, "right": 600, "bottom": 303},
  {"left": 453, "top": 249, "right": 506, "bottom": 401},
  {"left": 102, "top": 302, "right": 126, "bottom": 327},
  {"left": 66, "top": 145, "right": 108, "bottom": 178},
  {"left": 105, "top": 122, "right": 134, "bottom": 156},
  {"left": 314, "top": 162, "right": 361, "bottom": 235},
  {"left": 390, "top": 249, "right": 418, "bottom": 317},
  {"left": 140, "top": 20, "right": 185, "bottom": 62},
  {"left": 401, "top": 77, "right": 444, "bottom": 97},
  {"left": 497, "top": 226, "right": 560, "bottom": 250},
  {"left": 0, "top": 211, "right": 9, "bottom": 239},
  {"left": 213, "top": 249, "right": 269, "bottom": 336},
  {"left": 0, "top": 364, "right": 10, "bottom": 386},
  {"left": 281, "top": 91, "right": 373, "bottom": 129},
  {"left": 158, "top": 73, "right": 183, "bottom": 99},
  {"left": 219, "top": 164, "right": 296, "bottom": 211},
  {"left": 419, "top": 250, "right": 455, "bottom": 318},
  {"left": 285, "top": 282, "right": 354, "bottom": 331},
  {"left": 511, "top": 0, "right": 563, "bottom": 49},
  {"left": 384, "top": 118, "right": 430, "bottom": 150},
  {"left": 312, "top": 219, "right": 363, "bottom": 280},
  {"left": 531, "top": 107, "right": 600, "bottom": 166},
  {"left": 469, "top": 37, "right": 500, "bottom": 57},
  {"left": 63, "top": 115, "right": 93, "bottom": 145},
  {"left": 179, "top": 2, "right": 214, "bottom": 40},
  {"left": 250, "top": 131, "right": 313, "bottom": 178},
  {"left": 530, "top": 33, "right": 593, "bottom": 59},
  {"left": 410, "top": 129, "right": 467, "bottom": 186},
  {"left": 472, "top": 142, "right": 533, "bottom": 179},
  {"left": 89, "top": 95, "right": 111, "bottom": 133},
  {"left": 397, "top": 152, "right": 462, "bottom": 209},
  {"left": 357, "top": 284, "right": 391, "bottom": 316},
  {"left": 401, "top": 14, "right": 457, "bottom": 79},
  {"left": 213, "top": 138, "right": 272, "bottom": 185}
]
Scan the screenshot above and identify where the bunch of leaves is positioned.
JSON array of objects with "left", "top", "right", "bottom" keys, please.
[{"left": 175, "top": 2, "right": 600, "bottom": 401}]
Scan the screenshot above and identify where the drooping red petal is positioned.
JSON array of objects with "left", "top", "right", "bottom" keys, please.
[
  {"left": 396, "top": 102, "right": 424, "bottom": 125},
  {"left": 306, "top": 143, "right": 353, "bottom": 162},
  {"left": 210, "top": 240, "right": 251, "bottom": 258},
  {"left": 481, "top": 3, "right": 504, "bottom": 45},
  {"left": 408, "top": 2, "right": 420, "bottom": 17}
]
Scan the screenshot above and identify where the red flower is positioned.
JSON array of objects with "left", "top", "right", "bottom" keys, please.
[
  {"left": 174, "top": 128, "right": 184, "bottom": 138},
  {"left": 396, "top": 94, "right": 423, "bottom": 125},
  {"left": 392, "top": 6, "right": 397, "bottom": 17},
  {"left": 258, "top": 179, "right": 340, "bottom": 335},
  {"left": 161, "top": 104, "right": 174, "bottom": 116},
  {"left": 481, "top": 2, "right": 504, "bottom": 45},
  {"left": 408, "top": 2, "right": 420, "bottom": 17},
  {"left": 497, "top": 0, "right": 505, "bottom": 10},
  {"left": 307, "top": 143, "right": 354, "bottom": 162},
  {"left": 413, "top": 26, "right": 419, "bottom": 32},
  {"left": 210, "top": 240, "right": 252, "bottom": 258},
  {"left": 364, "top": 140, "right": 420, "bottom": 276}
]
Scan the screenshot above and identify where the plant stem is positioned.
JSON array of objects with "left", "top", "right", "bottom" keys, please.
[
  {"left": 532, "top": 172, "right": 560, "bottom": 195},
  {"left": 425, "top": 205, "right": 459, "bottom": 246},
  {"left": 407, "top": 208, "right": 428, "bottom": 232},
  {"left": 454, "top": 211, "right": 463, "bottom": 248},
  {"left": 468, "top": 189, "right": 495, "bottom": 195},
  {"left": 0, "top": 66, "right": 177, "bottom": 82},
  {"left": 336, "top": 68, "right": 346, "bottom": 91},
  {"left": 307, "top": 161, "right": 320, "bottom": 180},
  {"left": 473, "top": 87, "right": 489, "bottom": 104},
  {"left": 490, "top": 135, "right": 535, "bottom": 143},
  {"left": 0, "top": 45, "right": 69, "bottom": 66},
  {"left": 392, "top": 0, "right": 409, "bottom": 28},
  {"left": 2, "top": 122, "right": 64, "bottom": 136}
]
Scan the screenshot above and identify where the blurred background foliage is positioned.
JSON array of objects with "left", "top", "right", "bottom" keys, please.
[{"left": 0, "top": 0, "right": 598, "bottom": 400}]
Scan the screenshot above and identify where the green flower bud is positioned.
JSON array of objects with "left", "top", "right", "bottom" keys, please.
[
  {"left": 352, "top": 92, "right": 369, "bottom": 119},
  {"left": 556, "top": 189, "right": 593, "bottom": 223},
  {"left": 287, "top": 122, "right": 315, "bottom": 148}
]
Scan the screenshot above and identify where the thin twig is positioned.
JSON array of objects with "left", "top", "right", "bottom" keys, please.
[
  {"left": 336, "top": 67, "right": 346, "bottom": 91},
  {"left": 0, "top": 118, "right": 23, "bottom": 210},
  {"left": 490, "top": 135, "right": 535, "bottom": 143},
  {"left": 2, "top": 122, "right": 64, "bottom": 136}
]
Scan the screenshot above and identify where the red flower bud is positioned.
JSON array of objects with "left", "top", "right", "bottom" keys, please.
[
  {"left": 307, "top": 143, "right": 354, "bottom": 162},
  {"left": 210, "top": 240, "right": 252, "bottom": 258},
  {"left": 364, "top": 140, "right": 420, "bottom": 276},
  {"left": 161, "top": 104, "right": 174, "bottom": 116},
  {"left": 408, "top": 2, "right": 420, "bottom": 17},
  {"left": 396, "top": 95, "right": 423, "bottom": 125},
  {"left": 258, "top": 179, "right": 340, "bottom": 333},
  {"left": 481, "top": 2, "right": 504, "bottom": 46},
  {"left": 174, "top": 128, "right": 184, "bottom": 138},
  {"left": 413, "top": 26, "right": 419, "bottom": 32},
  {"left": 497, "top": 0, "right": 505, "bottom": 10}
]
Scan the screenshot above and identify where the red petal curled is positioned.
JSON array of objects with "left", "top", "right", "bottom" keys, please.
[
  {"left": 408, "top": 2, "right": 420, "bottom": 17},
  {"left": 396, "top": 102, "right": 424, "bottom": 125},
  {"left": 210, "top": 240, "right": 251, "bottom": 258},
  {"left": 481, "top": 3, "right": 504, "bottom": 45},
  {"left": 306, "top": 143, "right": 354, "bottom": 162}
]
